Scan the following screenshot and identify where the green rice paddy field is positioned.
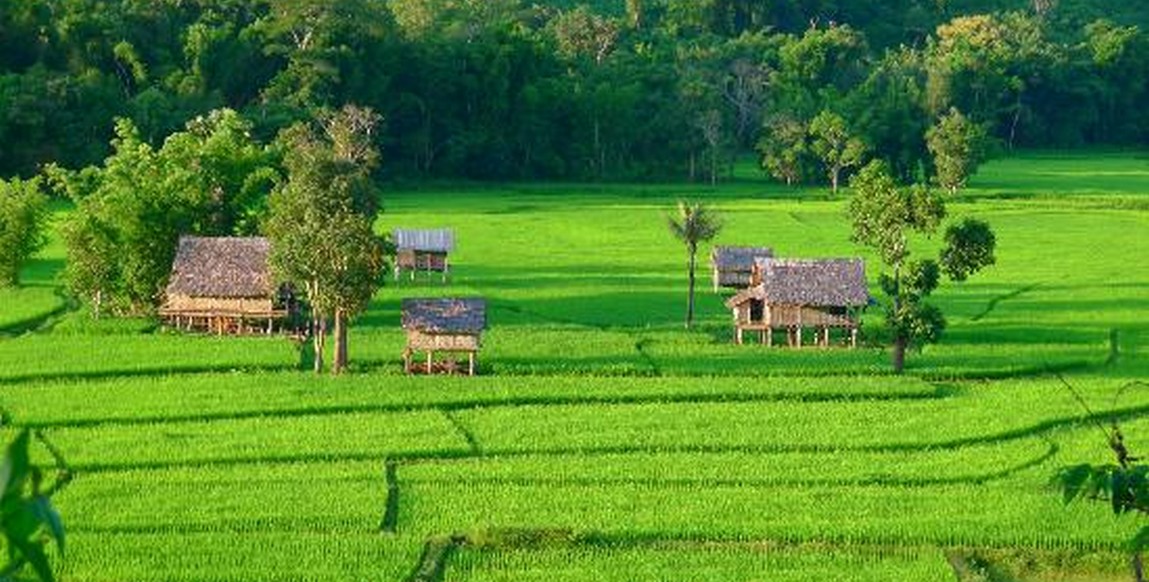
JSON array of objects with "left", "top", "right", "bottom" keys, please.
[{"left": 3, "top": 152, "right": 1149, "bottom": 580}]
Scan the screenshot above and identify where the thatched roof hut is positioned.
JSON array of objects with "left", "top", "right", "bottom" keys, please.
[
  {"left": 725, "top": 258, "right": 868, "bottom": 347},
  {"left": 748, "top": 258, "right": 870, "bottom": 306},
  {"left": 401, "top": 298, "right": 486, "bottom": 375},
  {"left": 393, "top": 228, "right": 455, "bottom": 281},
  {"left": 165, "top": 236, "right": 273, "bottom": 299},
  {"left": 159, "top": 236, "right": 287, "bottom": 334},
  {"left": 710, "top": 246, "right": 774, "bottom": 291}
]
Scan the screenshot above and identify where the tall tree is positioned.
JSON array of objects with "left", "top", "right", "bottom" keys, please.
[
  {"left": 926, "top": 107, "right": 990, "bottom": 194},
  {"left": 925, "top": 12, "right": 1054, "bottom": 147},
  {"left": 59, "top": 119, "right": 192, "bottom": 313},
  {"left": 845, "top": 47, "right": 931, "bottom": 182},
  {"left": 848, "top": 161, "right": 995, "bottom": 373},
  {"left": 550, "top": 6, "right": 621, "bottom": 179},
  {"left": 808, "top": 109, "right": 867, "bottom": 194},
  {"left": 757, "top": 115, "right": 810, "bottom": 186},
  {"left": 0, "top": 177, "right": 48, "bottom": 287},
  {"left": 57, "top": 111, "right": 276, "bottom": 314},
  {"left": 695, "top": 109, "right": 725, "bottom": 185},
  {"left": 265, "top": 104, "right": 384, "bottom": 374},
  {"left": 667, "top": 200, "right": 722, "bottom": 328},
  {"left": 773, "top": 24, "right": 869, "bottom": 121},
  {"left": 257, "top": 0, "right": 396, "bottom": 118}
]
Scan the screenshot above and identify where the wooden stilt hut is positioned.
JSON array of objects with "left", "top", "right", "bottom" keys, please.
[
  {"left": 401, "top": 298, "right": 486, "bottom": 375},
  {"left": 710, "top": 246, "right": 774, "bottom": 291},
  {"left": 393, "top": 228, "right": 455, "bottom": 282},
  {"left": 158, "top": 236, "right": 290, "bottom": 335},
  {"left": 725, "top": 258, "right": 869, "bottom": 347}
]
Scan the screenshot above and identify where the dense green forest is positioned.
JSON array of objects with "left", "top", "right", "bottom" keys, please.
[{"left": 1, "top": 0, "right": 1147, "bottom": 181}]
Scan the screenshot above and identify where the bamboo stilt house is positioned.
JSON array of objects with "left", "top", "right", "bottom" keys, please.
[
  {"left": 401, "top": 298, "right": 486, "bottom": 375},
  {"left": 710, "top": 246, "right": 774, "bottom": 291},
  {"left": 159, "top": 236, "right": 290, "bottom": 335},
  {"left": 393, "top": 228, "right": 455, "bottom": 282},
  {"left": 725, "top": 258, "right": 869, "bottom": 347}
]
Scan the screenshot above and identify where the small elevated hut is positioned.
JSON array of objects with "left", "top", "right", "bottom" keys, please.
[
  {"left": 394, "top": 228, "right": 455, "bottom": 282},
  {"left": 725, "top": 258, "right": 869, "bottom": 347},
  {"left": 159, "top": 236, "right": 290, "bottom": 335},
  {"left": 710, "top": 246, "right": 774, "bottom": 291},
  {"left": 401, "top": 298, "right": 486, "bottom": 375}
]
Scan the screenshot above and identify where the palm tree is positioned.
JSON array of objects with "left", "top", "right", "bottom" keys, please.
[{"left": 667, "top": 200, "right": 722, "bottom": 328}]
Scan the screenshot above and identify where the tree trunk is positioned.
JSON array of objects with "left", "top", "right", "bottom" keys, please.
[
  {"left": 685, "top": 246, "right": 697, "bottom": 328},
  {"left": 1008, "top": 92, "right": 1023, "bottom": 151},
  {"left": 1133, "top": 553, "right": 1146, "bottom": 582},
  {"left": 332, "top": 308, "right": 348, "bottom": 375},
  {"left": 710, "top": 150, "right": 718, "bottom": 185},
  {"left": 312, "top": 316, "right": 326, "bottom": 374},
  {"left": 892, "top": 335, "right": 907, "bottom": 374},
  {"left": 594, "top": 117, "right": 603, "bottom": 179},
  {"left": 831, "top": 166, "right": 840, "bottom": 194},
  {"left": 627, "top": 0, "right": 644, "bottom": 29},
  {"left": 890, "top": 265, "right": 905, "bottom": 374}
]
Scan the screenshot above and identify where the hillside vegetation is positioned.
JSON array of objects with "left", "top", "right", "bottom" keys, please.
[{"left": 1, "top": 0, "right": 1148, "bottom": 181}]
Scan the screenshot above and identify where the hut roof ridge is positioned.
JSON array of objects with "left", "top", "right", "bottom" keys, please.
[
  {"left": 757, "top": 257, "right": 869, "bottom": 306},
  {"left": 401, "top": 297, "right": 486, "bottom": 333},
  {"left": 164, "top": 236, "right": 273, "bottom": 299},
  {"left": 726, "top": 257, "right": 869, "bottom": 308},
  {"left": 712, "top": 245, "right": 775, "bottom": 269},
  {"left": 393, "top": 228, "right": 455, "bottom": 252}
]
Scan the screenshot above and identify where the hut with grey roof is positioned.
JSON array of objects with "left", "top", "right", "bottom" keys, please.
[
  {"left": 724, "top": 258, "right": 869, "bottom": 347},
  {"left": 401, "top": 298, "right": 486, "bottom": 375},
  {"left": 393, "top": 228, "right": 455, "bottom": 282},
  {"left": 710, "top": 246, "right": 774, "bottom": 291},
  {"left": 159, "top": 236, "right": 290, "bottom": 335}
]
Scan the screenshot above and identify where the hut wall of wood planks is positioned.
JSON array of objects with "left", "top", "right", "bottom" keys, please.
[
  {"left": 401, "top": 298, "right": 486, "bottom": 375},
  {"left": 158, "top": 236, "right": 290, "bottom": 335},
  {"left": 725, "top": 258, "right": 869, "bottom": 348},
  {"left": 393, "top": 228, "right": 455, "bottom": 282},
  {"left": 710, "top": 246, "right": 774, "bottom": 291}
]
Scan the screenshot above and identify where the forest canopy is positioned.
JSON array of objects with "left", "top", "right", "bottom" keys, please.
[{"left": 1, "top": 0, "right": 1147, "bottom": 181}]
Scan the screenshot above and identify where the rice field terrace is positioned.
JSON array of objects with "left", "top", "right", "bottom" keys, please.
[{"left": 3, "top": 152, "right": 1149, "bottom": 581}]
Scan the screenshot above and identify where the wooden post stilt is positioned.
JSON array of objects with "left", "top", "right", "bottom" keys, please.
[
  {"left": 850, "top": 328, "right": 858, "bottom": 348},
  {"left": 468, "top": 351, "right": 475, "bottom": 376},
  {"left": 426, "top": 350, "right": 433, "bottom": 374},
  {"left": 795, "top": 327, "right": 803, "bottom": 348},
  {"left": 736, "top": 327, "right": 743, "bottom": 345},
  {"left": 767, "top": 328, "right": 773, "bottom": 347}
]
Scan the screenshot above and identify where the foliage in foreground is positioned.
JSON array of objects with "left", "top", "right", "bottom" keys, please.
[
  {"left": 1, "top": 430, "right": 69, "bottom": 581},
  {"left": 1056, "top": 381, "right": 1149, "bottom": 582}
]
